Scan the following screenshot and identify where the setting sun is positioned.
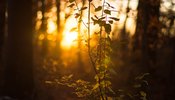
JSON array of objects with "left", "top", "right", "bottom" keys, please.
[
  {"left": 61, "top": 16, "right": 78, "bottom": 49},
  {"left": 61, "top": 31, "right": 78, "bottom": 49},
  {"left": 47, "top": 19, "right": 57, "bottom": 34}
]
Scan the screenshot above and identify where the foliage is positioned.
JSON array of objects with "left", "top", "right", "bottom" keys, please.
[
  {"left": 114, "top": 73, "right": 150, "bottom": 100},
  {"left": 58, "top": 0, "right": 119, "bottom": 99},
  {"left": 45, "top": 0, "right": 150, "bottom": 100}
]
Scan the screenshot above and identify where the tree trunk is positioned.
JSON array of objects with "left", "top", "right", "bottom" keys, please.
[
  {"left": 0, "top": 0, "right": 5, "bottom": 60},
  {"left": 119, "top": 0, "right": 130, "bottom": 60},
  {"left": 55, "top": 0, "right": 61, "bottom": 57},
  {"left": 4, "top": 0, "right": 34, "bottom": 99},
  {"left": 0, "top": 0, "right": 6, "bottom": 95},
  {"left": 133, "top": 0, "right": 160, "bottom": 99},
  {"left": 40, "top": 0, "right": 48, "bottom": 57},
  {"left": 133, "top": 0, "right": 160, "bottom": 71}
]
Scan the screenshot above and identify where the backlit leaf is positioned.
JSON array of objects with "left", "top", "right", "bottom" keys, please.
[
  {"left": 95, "top": 6, "right": 102, "bottom": 12},
  {"left": 108, "top": 20, "right": 113, "bottom": 24},
  {"left": 92, "top": 83, "right": 99, "bottom": 90},
  {"left": 140, "top": 91, "right": 146, "bottom": 97},
  {"left": 67, "top": 3, "right": 75, "bottom": 8},
  {"left": 109, "top": 17, "right": 119, "bottom": 21},
  {"left": 104, "top": 9, "right": 111, "bottom": 15},
  {"left": 75, "top": 13, "right": 80, "bottom": 18},
  {"left": 104, "top": 24, "right": 111, "bottom": 34},
  {"left": 80, "top": 7, "right": 87, "bottom": 11},
  {"left": 99, "top": 17, "right": 105, "bottom": 20}
]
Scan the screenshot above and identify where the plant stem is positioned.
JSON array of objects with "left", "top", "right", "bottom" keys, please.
[
  {"left": 99, "top": 0, "right": 106, "bottom": 99},
  {"left": 87, "top": 0, "right": 98, "bottom": 75},
  {"left": 87, "top": 1, "right": 104, "bottom": 100}
]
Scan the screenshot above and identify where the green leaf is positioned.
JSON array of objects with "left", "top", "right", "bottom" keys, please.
[
  {"left": 109, "top": 17, "right": 119, "bottom": 21},
  {"left": 104, "top": 24, "right": 111, "bottom": 34},
  {"left": 140, "top": 91, "right": 146, "bottom": 97},
  {"left": 104, "top": 9, "right": 111, "bottom": 15},
  {"left": 104, "top": 58, "right": 110, "bottom": 65},
  {"left": 69, "top": 0, "right": 75, "bottom": 3},
  {"left": 67, "top": 3, "right": 75, "bottom": 8},
  {"left": 95, "top": 6, "right": 102, "bottom": 12},
  {"left": 94, "top": 75, "right": 99, "bottom": 81},
  {"left": 92, "top": 83, "right": 99, "bottom": 90}
]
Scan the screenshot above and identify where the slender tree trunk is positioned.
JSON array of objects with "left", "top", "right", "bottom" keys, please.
[
  {"left": 0, "top": 0, "right": 6, "bottom": 94},
  {"left": 0, "top": 0, "right": 5, "bottom": 60},
  {"left": 4, "top": 0, "right": 34, "bottom": 99},
  {"left": 41, "top": 0, "right": 48, "bottom": 57},
  {"left": 55, "top": 0, "right": 61, "bottom": 58}
]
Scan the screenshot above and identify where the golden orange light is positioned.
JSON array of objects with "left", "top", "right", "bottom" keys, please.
[
  {"left": 61, "top": 17, "right": 78, "bottom": 49},
  {"left": 47, "top": 19, "right": 57, "bottom": 34},
  {"left": 61, "top": 32, "right": 78, "bottom": 49},
  {"left": 126, "top": 18, "right": 136, "bottom": 36},
  {"left": 38, "top": 34, "right": 45, "bottom": 40}
]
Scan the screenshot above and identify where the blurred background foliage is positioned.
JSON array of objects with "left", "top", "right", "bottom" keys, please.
[{"left": 0, "top": 0, "right": 175, "bottom": 100}]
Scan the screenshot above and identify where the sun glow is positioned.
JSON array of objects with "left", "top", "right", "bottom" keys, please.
[
  {"left": 61, "top": 32, "right": 78, "bottom": 49},
  {"left": 61, "top": 17, "right": 78, "bottom": 49},
  {"left": 47, "top": 19, "right": 57, "bottom": 34}
]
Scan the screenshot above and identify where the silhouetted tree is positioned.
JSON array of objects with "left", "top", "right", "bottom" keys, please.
[
  {"left": 55, "top": 0, "right": 61, "bottom": 57},
  {"left": 133, "top": 0, "right": 162, "bottom": 99},
  {"left": 0, "top": 0, "right": 6, "bottom": 59},
  {"left": 40, "top": 0, "right": 48, "bottom": 57},
  {"left": 0, "top": 0, "right": 6, "bottom": 94},
  {"left": 133, "top": 0, "right": 160, "bottom": 72},
  {"left": 3, "top": 0, "right": 34, "bottom": 99},
  {"left": 119, "top": 0, "right": 130, "bottom": 59}
]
